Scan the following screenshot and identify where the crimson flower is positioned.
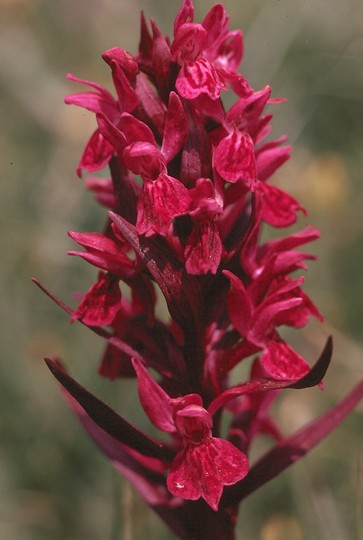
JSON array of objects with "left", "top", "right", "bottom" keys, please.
[{"left": 36, "top": 1, "right": 363, "bottom": 539}]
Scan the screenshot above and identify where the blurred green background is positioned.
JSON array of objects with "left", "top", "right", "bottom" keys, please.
[{"left": 1, "top": 0, "right": 363, "bottom": 538}]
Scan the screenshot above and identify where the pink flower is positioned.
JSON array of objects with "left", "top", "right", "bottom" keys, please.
[
  {"left": 132, "top": 358, "right": 249, "bottom": 510},
  {"left": 171, "top": 3, "right": 244, "bottom": 101}
]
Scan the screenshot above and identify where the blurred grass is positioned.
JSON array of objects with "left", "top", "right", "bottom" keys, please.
[{"left": 0, "top": 0, "right": 362, "bottom": 538}]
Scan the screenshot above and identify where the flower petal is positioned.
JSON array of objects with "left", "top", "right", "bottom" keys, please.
[
  {"left": 123, "top": 141, "right": 165, "bottom": 180},
  {"left": 76, "top": 129, "right": 114, "bottom": 177},
  {"left": 185, "top": 219, "right": 222, "bottom": 275},
  {"left": 65, "top": 73, "right": 118, "bottom": 119},
  {"left": 223, "top": 270, "right": 252, "bottom": 338},
  {"left": 176, "top": 58, "right": 225, "bottom": 100},
  {"left": 136, "top": 174, "right": 190, "bottom": 237},
  {"left": 173, "top": 0, "right": 194, "bottom": 35},
  {"left": 214, "top": 130, "right": 256, "bottom": 188},
  {"left": 161, "top": 92, "right": 188, "bottom": 163},
  {"left": 255, "top": 138, "right": 291, "bottom": 181},
  {"left": 68, "top": 231, "right": 134, "bottom": 276},
  {"left": 167, "top": 437, "right": 249, "bottom": 511},
  {"left": 261, "top": 339, "right": 310, "bottom": 380},
  {"left": 110, "top": 61, "right": 139, "bottom": 112},
  {"left": 132, "top": 358, "right": 175, "bottom": 433},
  {"left": 171, "top": 23, "right": 207, "bottom": 63},
  {"left": 259, "top": 182, "right": 306, "bottom": 227},
  {"left": 214, "top": 31, "right": 243, "bottom": 72},
  {"left": 71, "top": 272, "right": 121, "bottom": 326}
]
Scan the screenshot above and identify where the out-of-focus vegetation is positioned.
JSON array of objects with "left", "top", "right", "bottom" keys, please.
[{"left": 0, "top": 0, "right": 362, "bottom": 538}]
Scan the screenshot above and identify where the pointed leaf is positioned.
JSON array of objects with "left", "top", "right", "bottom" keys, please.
[
  {"left": 62, "top": 386, "right": 172, "bottom": 507},
  {"left": 208, "top": 337, "right": 332, "bottom": 416},
  {"left": 225, "top": 375, "right": 363, "bottom": 504},
  {"left": 45, "top": 358, "right": 174, "bottom": 461}
]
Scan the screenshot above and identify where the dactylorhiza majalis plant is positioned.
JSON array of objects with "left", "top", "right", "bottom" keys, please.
[{"left": 35, "top": 1, "right": 363, "bottom": 538}]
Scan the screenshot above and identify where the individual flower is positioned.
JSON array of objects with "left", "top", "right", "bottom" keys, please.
[
  {"left": 170, "top": 3, "right": 244, "bottom": 101},
  {"left": 132, "top": 358, "right": 249, "bottom": 510}
]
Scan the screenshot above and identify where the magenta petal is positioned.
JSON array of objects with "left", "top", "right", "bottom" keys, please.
[
  {"left": 134, "top": 73, "right": 166, "bottom": 136},
  {"left": 167, "top": 437, "right": 249, "bottom": 511},
  {"left": 96, "top": 113, "right": 127, "bottom": 156},
  {"left": 132, "top": 358, "right": 175, "bottom": 433},
  {"left": 123, "top": 141, "right": 165, "bottom": 180},
  {"left": 45, "top": 358, "right": 174, "bottom": 461},
  {"left": 138, "top": 11, "right": 153, "bottom": 62},
  {"left": 262, "top": 225, "right": 320, "bottom": 255},
  {"left": 71, "top": 272, "right": 121, "bottom": 326},
  {"left": 225, "top": 86, "right": 271, "bottom": 132},
  {"left": 171, "top": 23, "right": 208, "bottom": 63},
  {"left": 76, "top": 129, "right": 114, "bottom": 176},
  {"left": 185, "top": 219, "right": 222, "bottom": 275},
  {"left": 215, "top": 31, "right": 243, "bottom": 72},
  {"left": 250, "top": 297, "right": 303, "bottom": 343},
  {"left": 259, "top": 182, "right": 306, "bottom": 227},
  {"left": 201, "top": 4, "right": 229, "bottom": 48},
  {"left": 136, "top": 174, "right": 190, "bottom": 237},
  {"left": 102, "top": 47, "right": 138, "bottom": 79},
  {"left": 110, "top": 61, "right": 138, "bottom": 112},
  {"left": 161, "top": 92, "right": 188, "bottom": 163},
  {"left": 173, "top": 0, "right": 194, "bottom": 35},
  {"left": 65, "top": 73, "right": 118, "bottom": 119},
  {"left": 176, "top": 59, "right": 225, "bottom": 100},
  {"left": 261, "top": 339, "right": 310, "bottom": 380},
  {"left": 119, "top": 113, "right": 156, "bottom": 146},
  {"left": 151, "top": 20, "right": 172, "bottom": 100},
  {"left": 215, "top": 130, "right": 256, "bottom": 187},
  {"left": 68, "top": 231, "right": 134, "bottom": 276},
  {"left": 223, "top": 270, "right": 252, "bottom": 338},
  {"left": 255, "top": 139, "right": 291, "bottom": 181}
]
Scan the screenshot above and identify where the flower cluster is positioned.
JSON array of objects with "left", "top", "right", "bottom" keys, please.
[{"left": 38, "top": 2, "right": 363, "bottom": 539}]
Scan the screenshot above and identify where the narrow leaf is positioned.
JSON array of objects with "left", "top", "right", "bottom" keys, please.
[
  {"left": 208, "top": 337, "right": 332, "bottom": 416},
  {"left": 225, "top": 376, "right": 363, "bottom": 505},
  {"left": 45, "top": 357, "right": 174, "bottom": 461}
]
